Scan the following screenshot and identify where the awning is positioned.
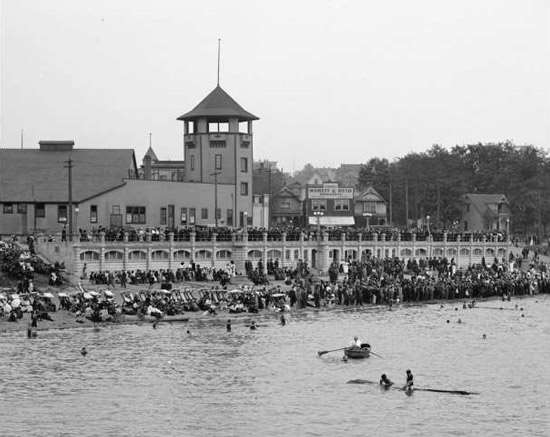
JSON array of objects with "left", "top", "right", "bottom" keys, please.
[{"left": 308, "top": 216, "right": 355, "bottom": 226}]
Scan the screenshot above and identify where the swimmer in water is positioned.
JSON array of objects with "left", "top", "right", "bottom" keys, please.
[
  {"left": 280, "top": 314, "right": 286, "bottom": 326},
  {"left": 80, "top": 347, "right": 88, "bottom": 356},
  {"left": 250, "top": 321, "right": 257, "bottom": 330},
  {"left": 404, "top": 369, "right": 414, "bottom": 393},
  {"left": 226, "top": 319, "right": 232, "bottom": 332}
]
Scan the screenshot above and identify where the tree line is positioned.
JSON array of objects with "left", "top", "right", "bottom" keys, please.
[{"left": 357, "top": 142, "right": 550, "bottom": 236}]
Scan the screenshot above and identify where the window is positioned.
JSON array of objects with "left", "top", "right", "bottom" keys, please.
[
  {"left": 35, "top": 203, "right": 45, "bottom": 218},
  {"left": 185, "top": 141, "right": 195, "bottom": 149},
  {"left": 335, "top": 199, "right": 350, "bottom": 211},
  {"left": 181, "top": 208, "right": 187, "bottom": 225},
  {"left": 240, "top": 157, "right": 248, "bottom": 172},
  {"left": 201, "top": 208, "right": 208, "bottom": 219},
  {"left": 227, "top": 209, "right": 233, "bottom": 226},
  {"left": 160, "top": 207, "right": 167, "bottom": 225},
  {"left": 126, "top": 206, "right": 146, "bottom": 224},
  {"left": 112, "top": 205, "right": 120, "bottom": 215},
  {"left": 209, "top": 140, "right": 226, "bottom": 148},
  {"left": 190, "top": 155, "right": 195, "bottom": 171},
  {"left": 215, "top": 154, "right": 222, "bottom": 170},
  {"left": 363, "top": 201, "right": 376, "bottom": 213},
  {"left": 240, "top": 182, "right": 249, "bottom": 196},
  {"left": 17, "top": 204, "right": 27, "bottom": 214},
  {"left": 90, "top": 205, "right": 98, "bottom": 223},
  {"left": 58, "top": 205, "right": 67, "bottom": 223},
  {"left": 311, "top": 199, "right": 327, "bottom": 211},
  {"left": 216, "top": 208, "right": 221, "bottom": 220},
  {"left": 189, "top": 208, "right": 196, "bottom": 224},
  {"left": 279, "top": 199, "right": 291, "bottom": 209},
  {"left": 208, "top": 122, "right": 229, "bottom": 133},
  {"left": 2, "top": 203, "right": 13, "bottom": 214},
  {"left": 241, "top": 141, "right": 250, "bottom": 148}
]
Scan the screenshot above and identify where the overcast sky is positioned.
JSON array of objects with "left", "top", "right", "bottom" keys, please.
[{"left": 1, "top": 0, "right": 549, "bottom": 172}]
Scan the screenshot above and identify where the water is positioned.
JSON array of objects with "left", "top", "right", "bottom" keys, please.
[{"left": 1, "top": 297, "right": 549, "bottom": 436}]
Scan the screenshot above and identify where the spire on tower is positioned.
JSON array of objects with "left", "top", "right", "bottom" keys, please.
[{"left": 217, "top": 38, "right": 221, "bottom": 86}]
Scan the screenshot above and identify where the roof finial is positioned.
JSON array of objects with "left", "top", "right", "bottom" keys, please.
[
  {"left": 148, "top": 132, "right": 152, "bottom": 148},
  {"left": 217, "top": 38, "right": 221, "bottom": 86}
]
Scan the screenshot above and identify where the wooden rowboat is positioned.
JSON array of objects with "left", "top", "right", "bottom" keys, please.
[{"left": 344, "top": 344, "right": 371, "bottom": 359}]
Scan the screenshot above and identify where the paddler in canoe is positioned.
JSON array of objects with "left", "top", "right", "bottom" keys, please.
[{"left": 379, "top": 374, "right": 393, "bottom": 389}]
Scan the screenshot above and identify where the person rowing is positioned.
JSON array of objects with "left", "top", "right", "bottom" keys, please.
[
  {"left": 350, "top": 336, "right": 362, "bottom": 349},
  {"left": 379, "top": 374, "right": 393, "bottom": 389}
]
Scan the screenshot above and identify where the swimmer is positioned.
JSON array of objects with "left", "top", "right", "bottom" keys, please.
[
  {"left": 280, "top": 314, "right": 286, "bottom": 326},
  {"left": 250, "top": 321, "right": 257, "bottom": 330},
  {"left": 457, "top": 318, "right": 462, "bottom": 324},
  {"left": 380, "top": 374, "right": 393, "bottom": 388},
  {"left": 226, "top": 319, "right": 232, "bottom": 332},
  {"left": 80, "top": 347, "right": 88, "bottom": 356},
  {"left": 446, "top": 320, "right": 450, "bottom": 324},
  {"left": 482, "top": 334, "right": 487, "bottom": 339},
  {"left": 153, "top": 321, "right": 158, "bottom": 329}
]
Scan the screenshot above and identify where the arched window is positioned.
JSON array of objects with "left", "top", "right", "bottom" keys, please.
[
  {"left": 460, "top": 248, "right": 470, "bottom": 256},
  {"left": 415, "top": 248, "right": 427, "bottom": 256},
  {"left": 174, "top": 250, "right": 191, "bottom": 260},
  {"left": 152, "top": 250, "right": 169, "bottom": 260},
  {"left": 433, "top": 248, "right": 443, "bottom": 256},
  {"left": 128, "top": 250, "right": 147, "bottom": 260},
  {"left": 248, "top": 250, "right": 262, "bottom": 259},
  {"left": 105, "top": 251, "right": 123, "bottom": 261},
  {"left": 80, "top": 251, "right": 99, "bottom": 261},
  {"left": 195, "top": 250, "right": 212, "bottom": 259},
  {"left": 401, "top": 248, "right": 412, "bottom": 256},
  {"left": 267, "top": 249, "right": 282, "bottom": 259},
  {"left": 216, "top": 250, "right": 232, "bottom": 259},
  {"left": 447, "top": 248, "right": 457, "bottom": 256},
  {"left": 473, "top": 248, "right": 483, "bottom": 256}
]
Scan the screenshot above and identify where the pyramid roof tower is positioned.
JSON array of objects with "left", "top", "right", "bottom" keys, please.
[{"left": 177, "top": 86, "right": 258, "bottom": 122}]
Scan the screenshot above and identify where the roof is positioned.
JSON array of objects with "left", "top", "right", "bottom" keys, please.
[
  {"left": 0, "top": 148, "right": 138, "bottom": 203},
  {"left": 462, "top": 193, "right": 509, "bottom": 217},
  {"left": 355, "top": 186, "right": 386, "bottom": 202},
  {"left": 177, "top": 86, "right": 259, "bottom": 121},
  {"left": 143, "top": 146, "right": 158, "bottom": 162},
  {"left": 274, "top": 186, "right": 302, "bottom": 201}
]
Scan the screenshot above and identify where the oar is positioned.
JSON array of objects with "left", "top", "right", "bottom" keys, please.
[
  {"left": 318, "top": 347, "right": 347, "bottom": 356},
  {"left": 369, "top": 351, "right": 384, "bottom": 359}
]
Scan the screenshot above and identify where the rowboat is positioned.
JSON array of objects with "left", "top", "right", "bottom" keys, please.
[{"left": 344, "top": 344, "right": 371, "bottom": 359}]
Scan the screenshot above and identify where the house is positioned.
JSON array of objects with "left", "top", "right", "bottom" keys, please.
[
  {"left": 461, "top": 193, "right": 510, "bottom": 232},
  {"left": 354, "top": 186, "right": 387, "bottom": 227},
  {"left": 271, "top": 186, "right": 304, "bottom": 226},
  {"left": 141, "top": 146, "right": 185, "bottom": 182}
]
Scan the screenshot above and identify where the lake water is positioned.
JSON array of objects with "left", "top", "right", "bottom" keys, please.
[{"left": 1, "top": 296, "right": 549, "bottom": 436}]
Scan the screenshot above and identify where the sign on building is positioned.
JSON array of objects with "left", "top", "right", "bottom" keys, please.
[{"left": 308, "top": 185, "right": 354, "bottom": 199}]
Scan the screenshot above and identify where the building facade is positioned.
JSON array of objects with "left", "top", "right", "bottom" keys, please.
[
  {"left": 178, "top": 85, "right": 256, "bottom": 227},
  {"left": 271, "top": 185, "right": 304, "bottom": 226},
  {"left": 461, "top": 193, "right": 511, "bottom": 232},
  {"left": 305, "top": 182, "right": 355, "bottom": 227},
  {"left": 354, "top": 186, "right": 388, "bottom": 227}
]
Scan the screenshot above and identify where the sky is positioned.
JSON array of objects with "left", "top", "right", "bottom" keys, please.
[{"left": 1, "top": 0, "right": 549, "bottom": 172}]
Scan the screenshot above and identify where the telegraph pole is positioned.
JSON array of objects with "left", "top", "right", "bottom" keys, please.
[
  {"left": 64, "top": 158, "right": 74, "bottom": 241},
  {"left": 211, "top": 171, "right": 220, "bottom": 227},
  {"left": 405, "top": 179, "right": 409, "bottom": 230}
]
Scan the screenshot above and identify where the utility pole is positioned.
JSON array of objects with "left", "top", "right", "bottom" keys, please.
[
  {"left": 64, "top": 158, "right": 74, "bottom": 241},
  {"left": 389, "top": 180, "right": 393, "bottom": 226},
  {"left": 405, "top": 179, "right": 409, "bottom": 230},
  {"left": 211, "top": 171, "right": 220, "bottom": 227}
]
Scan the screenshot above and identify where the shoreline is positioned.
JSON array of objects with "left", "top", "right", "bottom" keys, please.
[{"left": 1, "top": 293, "right": 539, "bottom": 336}]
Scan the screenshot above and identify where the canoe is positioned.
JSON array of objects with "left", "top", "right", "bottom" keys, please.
[
  {"left": 346, "top": 379, "right": 479, "bottom": 395},
  {"left": 344, "top": 344, "right": 371, "bottom": 359}
]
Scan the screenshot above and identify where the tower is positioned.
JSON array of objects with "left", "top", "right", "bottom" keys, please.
[{"left": 177, "top": 85, "right": 258, "bottom": 227}]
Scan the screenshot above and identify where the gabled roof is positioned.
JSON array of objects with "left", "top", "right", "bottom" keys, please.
[
  {"left": 177, "top": 85, "right": 259, "bottom": 121},
  {"left": 462, "top": 193, "right": 509, "bottom": 216},
  {"left": 0, "top": 148, "right": 138, "bottom": 203},
  {"left": 355, "top": 186, "right": 386, "bottom": 202},
  {"left": 274, "top": 185, "right": 302, "bottom": 202},
  {"left": 143, "top": 146, "right": 158, "bottom": 162}
]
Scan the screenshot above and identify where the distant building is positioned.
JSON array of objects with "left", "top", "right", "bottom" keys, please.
[
  {"left": 354, "top": 186, "right": 387, "bottom": 227},
  {"left": 0, "top": 141, "right": 138, "bottom": 235},
  {"left": 305, "top": 182, "right": 355, "bottom": 227},
  {"left": 141, "top": 146, "right": 185, "bottom": 182},
  {"left": 335, "top": 163, "right": 361, "bottom": 187},
  {"left": 461, "top": 193, "right": 510, "bottom": 232},
  {"left": 252, "top": 194, "right": 270, "bottom": 228},
  {"left": 271, "top": 186, "right": 304, "bottom": 226}
]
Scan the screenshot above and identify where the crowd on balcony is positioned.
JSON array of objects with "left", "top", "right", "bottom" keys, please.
[{"left": 68, "top": 224, "right": 509, "bottom": 245}]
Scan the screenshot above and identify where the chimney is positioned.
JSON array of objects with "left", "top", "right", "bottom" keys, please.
[
  {"left": 144, "top": 154, "right": 152, "bottom": 180},
  {"left": 39, "top": 140, "right": 74, "bottom": 152}
]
